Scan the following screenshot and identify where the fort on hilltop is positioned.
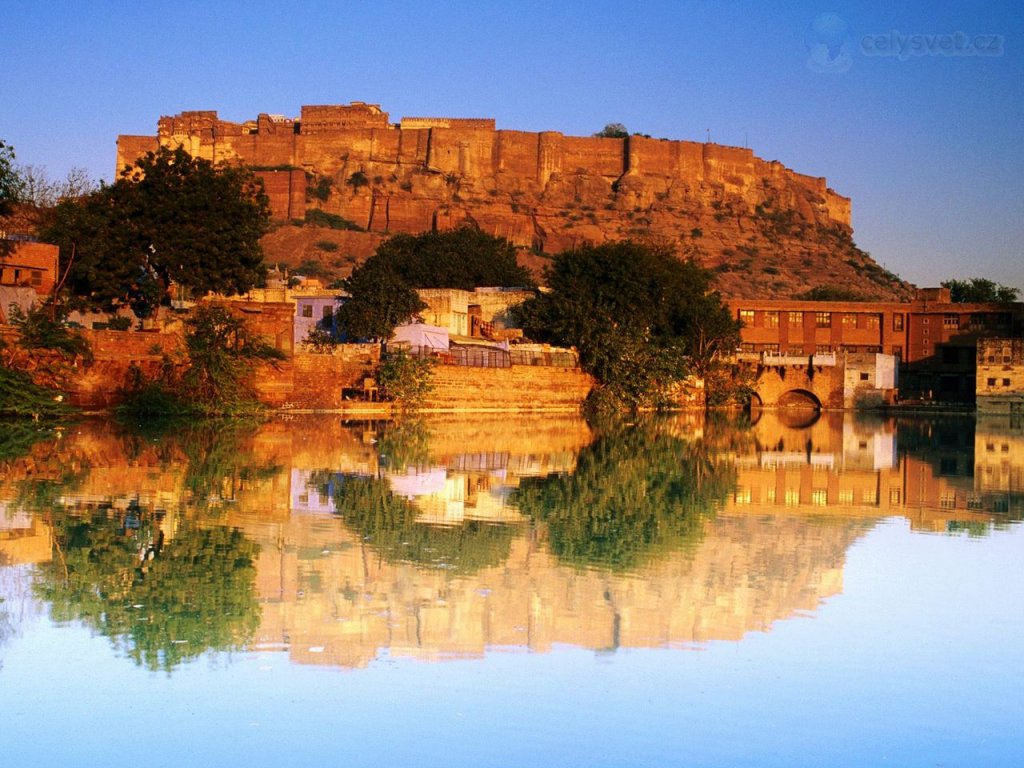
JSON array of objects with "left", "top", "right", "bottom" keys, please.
[{"left": 118, "top": 102, "right": 908, "bottom": 300}]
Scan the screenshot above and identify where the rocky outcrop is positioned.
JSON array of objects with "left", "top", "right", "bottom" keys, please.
[{"left": 118, "top": 103, "right": 913, "bottom": 300}]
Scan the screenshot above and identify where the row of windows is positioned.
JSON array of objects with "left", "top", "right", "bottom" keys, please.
[
  {"left": 0, "top": 268, "right": 44, "bottom": 286},
  {"left": 733, "top": 487, "right": 885, "bottom": 506},
  {"left": 985, "top": 377, "right": 1015, "bottom": 388},
  {"left": 738, "top": 309, "right": 891, "bottom": 330},
  {"left": 740, "top": 343, "right": 887, "bottom": 355}
]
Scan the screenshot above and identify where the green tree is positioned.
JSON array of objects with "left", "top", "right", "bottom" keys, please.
[
  {"left": 0, "top": 139, "right": 23, "bottom": 217},
  {"left": 336, "top": 227, "right": 532, "bottom": 342},
  {"left": 941, "top": 278, "right": 1020, "bottom": 303},
  {"left": 517, "top": 241, "right": 739, "bottom": 409},
  {"left": 368, "top": 227, "right": 534, "bottom": 290},
  {"left": 594, "top": 123, "right": 629, "bottom": 139},
  {"left": 41, "top": 146, "right": 270, "bottom": 316},
  {"left": 335, "top": 261, "right": 427, "bottom": 341}
]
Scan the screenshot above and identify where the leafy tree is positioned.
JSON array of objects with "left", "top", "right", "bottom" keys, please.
[
  {"left": 941, "top": 278, "right": 1020, "bottom": 303},
  {"left": 514, "top": 419, "right": 732, "bottom": 571},
  {"left": 41, "top": 146, "right": 270, "bottom": 316},
  {"left": 594, "top": 123, "right": 629, "bottom": 139},
  {"left": 336, "top": 227, "right": 532, "bottom": 341},
  {"left": 516, "top": 241, "right": 740, "bottom": 409},
  {"left": 369, "top": 227, "right": 534, "bottom": 290},
  {"left": 335, "top": 261, "right": 426, "bottom": 341},
  {"left": 0, "top": 139, "right": 23, "bottom": 217}
]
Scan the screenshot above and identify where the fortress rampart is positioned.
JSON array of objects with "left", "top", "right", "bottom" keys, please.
[{"left": 117, "top": 102, "right": 851, "bottom": 230}]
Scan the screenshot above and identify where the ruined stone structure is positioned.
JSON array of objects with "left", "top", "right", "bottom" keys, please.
[{"left": 117, "top": 102, "right": 910, "bottom": 299}]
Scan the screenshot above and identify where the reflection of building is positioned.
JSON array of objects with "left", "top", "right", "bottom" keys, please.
[
  {"left": 3, "top": 411, "right": 1022, "bottom": 670},
  {"left": 0, "top": 508, "right": 53, "bottom": 565}
]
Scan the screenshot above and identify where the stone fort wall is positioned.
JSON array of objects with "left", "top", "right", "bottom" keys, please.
[{"left": 117, "top": 102, "right": 852, "bottom": 229}]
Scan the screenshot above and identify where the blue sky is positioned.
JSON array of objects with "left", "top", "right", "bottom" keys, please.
[{"left": 3, "top": 1, "right": 1021, "bottom": 293}]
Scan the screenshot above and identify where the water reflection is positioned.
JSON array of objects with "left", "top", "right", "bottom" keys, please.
[{"left": 0, "top": 409, "right": 1021, "bottom": 672}]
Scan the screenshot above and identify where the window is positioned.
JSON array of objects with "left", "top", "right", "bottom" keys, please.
[
  {"left": 301, "top": 305, "right": 313, "bottom": 318},
  {"left": 739, "top": 309, "right": 754, "bottom": 325},
  {"left": 322, "top": 305, "right": 333, "bottom": 319},
  {"left": 815, "top": 312, "right": 831, "bottom": 327},
  {"left": 988, "top": 378, "right": 997, "bottom": 387},
  {"left": 842, "top": 313, "right": 857, "bottom": 329},
  {"left": 866, "top": 345, "right": 882, "bottom": 353},
  {"left": 30, "top": 270, "right": 42, "bottom": 286},
  {"left": 816, "top": 344, "right": 833, "bottom": 354},
  {"left": 866, "top": 315, "right": 880, "bottom": 330},
  {"left": 889, "top": 489, "right": 901, "bottom": 505},
  {"left": 759, "top": 343, "right": 779, "bottom": 353},
  {"left": 788, "top": 311, "right": 804, "bottom": 325},
  {"left": 764, "top": 311, "right": 779, "bottom": 328},
  {"left": 838, "top": 489, "right": 854, "bottom": 504},
  {"left": 944, "top": 313, "right": 960, "bottom": 329},
  {"left": 1003, "top": 378, "right": 1011, "bottom": 387},
  {"left": 811, "top": 489, "right": 828, "bottom": 507},
  {"left": 892, "top": 314, "right": 904, "bottom": 331},
  {"left": 859, "top": 372, "right": 870, "bottom": 381}
]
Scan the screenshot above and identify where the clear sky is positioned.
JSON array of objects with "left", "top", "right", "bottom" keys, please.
[{"left": 3, "top": 0, "right": 1021, "bottom": 293}]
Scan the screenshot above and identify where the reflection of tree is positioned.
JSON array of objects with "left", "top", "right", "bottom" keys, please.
[
  {"left": 319, "top": 472, "right": 515, "bottom": 574},
  {"left": 514, "top": 421, "right": 735, "bottom": 571},
  {"left": 33, "top": 508, "right": 260, "bottom": 672},
  {"left": 0, "top": 422, "right": 65, "bottom": 463},
  {"left": 116, "top": 418, "right": 283, "bottom": 510},
  {"left": 376, "top": 419, "right": 432, "bottom": 472}
]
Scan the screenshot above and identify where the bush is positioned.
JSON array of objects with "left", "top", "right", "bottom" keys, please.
[
  {"left": 8, "top": 303, "right": 92, "bottom": 361},
  {"left": 377, "top": 350, "right": 434, "bottom": 409},
  {"left": 304, "top": 209, "right": 363, "bottom": 231}
]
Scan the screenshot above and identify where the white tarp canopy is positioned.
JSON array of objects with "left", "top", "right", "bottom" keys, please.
[{"left": 390, "top": 322, "right": 450, "bottom": 350}]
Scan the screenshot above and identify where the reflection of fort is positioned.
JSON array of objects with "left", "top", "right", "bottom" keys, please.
[
  {"left": 239, "top": 509, "right": 866, "bottom": 667},
  {"left": 1, "top": 411, "right": 1021, "bottom": 669}
]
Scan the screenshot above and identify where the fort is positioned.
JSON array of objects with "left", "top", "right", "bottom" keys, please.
[{"left": 115, "top": 102, "right": 897, "bottom": 300}]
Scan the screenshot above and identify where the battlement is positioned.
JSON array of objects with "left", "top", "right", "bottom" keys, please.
[
  {"left": 400, "top": 117, "right": 497, "bottom": 131},
  {"left": 299, "top": 103, "right": 390, "bottom": 133}
]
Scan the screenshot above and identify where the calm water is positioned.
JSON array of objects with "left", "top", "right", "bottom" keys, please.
[{"left": 1, "top": 411, "right": 1022, "bottom": 767}]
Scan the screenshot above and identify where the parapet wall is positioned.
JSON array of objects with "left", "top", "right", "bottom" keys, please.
[{"left": 116, "top": 103, "right": 852, "bottom": 231}]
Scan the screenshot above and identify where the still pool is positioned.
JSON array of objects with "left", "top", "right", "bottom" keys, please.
[{"left": 1, "top": 412, "right": 1022, "bottom": 767}]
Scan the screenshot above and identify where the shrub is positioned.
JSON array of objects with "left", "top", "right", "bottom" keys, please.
[{"left": 377, "top": 350, "right": 434, "bottom": 409}]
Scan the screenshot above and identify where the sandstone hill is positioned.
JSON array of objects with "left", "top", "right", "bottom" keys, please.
[{"left": 118, "top": 103, "right": 913, "bottom": 300}]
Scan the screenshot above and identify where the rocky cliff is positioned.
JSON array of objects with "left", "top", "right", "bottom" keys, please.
[{"left": 117, "top": 103, "right": 912, "bottom": 300}]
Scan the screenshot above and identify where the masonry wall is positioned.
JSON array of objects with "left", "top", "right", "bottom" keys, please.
[{"left": 423, "top": 364, "right": 593, "bottom": 412}]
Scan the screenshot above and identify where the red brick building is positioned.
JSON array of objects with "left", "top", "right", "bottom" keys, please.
[{"left": 729, "top": 288, "right": 1024, "bottom": 403}]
